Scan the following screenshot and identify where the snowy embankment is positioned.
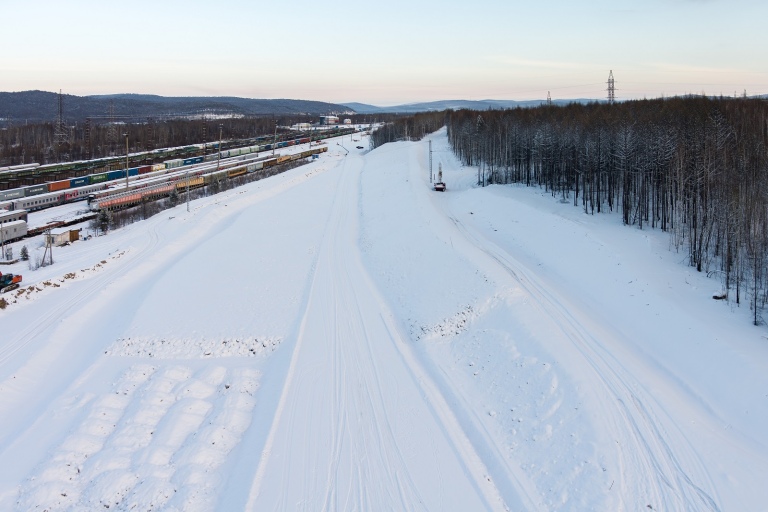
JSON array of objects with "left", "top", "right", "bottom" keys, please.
[{"left": 0, "top": 129, "right": 765, "bottom": 511}]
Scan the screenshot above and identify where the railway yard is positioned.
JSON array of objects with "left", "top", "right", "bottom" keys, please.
[{"left": 0, "top": 127, "right": 363, "bottom": 263}]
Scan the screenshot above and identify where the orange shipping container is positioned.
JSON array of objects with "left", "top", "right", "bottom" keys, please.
[{"left": 48, "top": 179, "right": 71, "bottom": 192}]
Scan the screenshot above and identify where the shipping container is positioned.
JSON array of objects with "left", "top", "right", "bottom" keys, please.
[
  {"left": 24, "top": 184, "right": 48, "bottom": 196},
  {"left": 90, "top": 173, "right": 108, "bottom": 184},
  {"left": 182, "top": 156, "right": 203, "bottom": 166},
  {"left": 49, "top": 180, "right": 71, "bottom": 192},
  {"left": 165, "top": 159, "right": 183, "bottom": 169},
  {"left": 151, "top": 163, "right": 166, "bottom": 172},
  {"left": 107, "top": 170, "right": 124, "bottom": 181},
  {"left": 246, "top": 162, "right": 264, "bottom": 172},
  {"left": 138, "top": 165, "right": 152, "bottom": 175},
  {"left": 175, "top": 176, "right": 204, "bottom": 190},
  {"left": 70, "top": 177, "right": 89, "bottom": 188},
  {"left": 0, "top": 189, "right": 24, "bottom": 201}
]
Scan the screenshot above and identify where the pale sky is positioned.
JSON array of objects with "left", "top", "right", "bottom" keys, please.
[{"left": 2, "top": 0, "right": 766, "bottom": 106}]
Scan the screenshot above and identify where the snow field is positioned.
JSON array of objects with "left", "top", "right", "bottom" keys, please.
[{"left": 0, "top": 128, "right": 766, "bottom": 511}]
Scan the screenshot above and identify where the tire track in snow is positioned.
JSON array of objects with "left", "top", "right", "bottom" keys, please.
[
  {"left": 447, "top": 214, "right": 721, "bottom": 512},
  {"left": 247, "top": 154, "right": 506, "bottom": 511}
]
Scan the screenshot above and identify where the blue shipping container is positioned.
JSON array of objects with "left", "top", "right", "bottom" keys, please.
[
  {"left": 70, "top": 177, "right": 89, "bottom": 188},
  {"left": 129, "top": 168, "right": 139, "bottom": 177},
  {"left": 107, "top": 170, "right": 124, "bottom": 181}
]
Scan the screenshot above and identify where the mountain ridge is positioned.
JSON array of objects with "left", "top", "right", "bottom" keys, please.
[{"left": 0, "top": 90, "right": 354, "bottom": 123}]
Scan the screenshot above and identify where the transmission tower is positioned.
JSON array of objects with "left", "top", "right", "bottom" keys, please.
[
  {"left": 607, "top": 70, "right": 616, "bottom": 104},
  {"left": 146, "top": 117, "right": 156, "bottom": 151},
  {"left": 201, "top": 110, "right": 209, "bottom": 156},
  {"left": 106, "top": 100, "right": 117, "bottom": 155},
  {"left": 53, "top": 90, "right": 69, "bottom": 160},
  {"left": 84, "top": 117, "right": 92, "bottom": 160}
]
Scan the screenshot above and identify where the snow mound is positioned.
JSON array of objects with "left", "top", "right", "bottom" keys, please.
[{"left": 106, "top": 336, "right": 282, "bottom": 359}]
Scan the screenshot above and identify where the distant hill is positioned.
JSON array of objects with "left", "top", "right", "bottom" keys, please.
[
  {"left": 342, "top": 98, "right": 600, "bottom": 114},
  {"left": 0, "top": 91, "right": 354, "bottom": 123}
]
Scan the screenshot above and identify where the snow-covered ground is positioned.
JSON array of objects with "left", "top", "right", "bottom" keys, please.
[{"left": 0, "top": 128, "right": 766, "bottom": 511}]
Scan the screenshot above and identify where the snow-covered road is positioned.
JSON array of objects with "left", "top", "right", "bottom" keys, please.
[
  {"left": 0, "top": 130, "right": 766, "bottom": 511},
  {"left": 247, "top": 153, "right": 502, "bottom": 510}
]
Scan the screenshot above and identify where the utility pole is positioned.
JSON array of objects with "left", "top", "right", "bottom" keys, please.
[
  {"left": 124, "top": 133, "right": 129, "bottom": 189},
  {"left": 547, "top": 91, "right": 552, "bottom": 106},
  {"left": 429, "top": 139, "right": 433, "bottom": 183},
  {"left": 42, "top": 228, "right": 54, "bottom": 266},
  {"left": 217, "top": 124, "right": 223, "bottom": 171},
  {"left": 272, "top": 119, "right": 278, "bottom": 156}
]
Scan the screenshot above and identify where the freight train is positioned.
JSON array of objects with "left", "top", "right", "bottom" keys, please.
[
  {"left": 0, "top": 129, "right": 349, "bottom": 213},
  {"left": 89, "top": 146, "right": 328, "bottom": 211},
  {"left": 0, "top": 127, "right": 355, "bottom": 185}
]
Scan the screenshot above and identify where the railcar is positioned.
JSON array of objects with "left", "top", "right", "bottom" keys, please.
[{"left": 1, "top": 132, "right": 340, "bottom": 214}]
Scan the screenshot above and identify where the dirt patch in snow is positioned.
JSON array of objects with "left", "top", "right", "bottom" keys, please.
[{"left": 106, "top": 336, "right": 282, "bottom": 359}]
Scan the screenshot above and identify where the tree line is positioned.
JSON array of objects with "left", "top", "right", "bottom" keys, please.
[
  {"left": 372, "top": 97, "right": 768, "bottom": 325},
  {"left": 0, "top": 114, "right": 387, "bottom": 166}
]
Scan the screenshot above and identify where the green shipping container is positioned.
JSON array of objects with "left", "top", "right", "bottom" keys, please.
[{"left": 90, "top": 173, "right": 108, "bottom": 184}]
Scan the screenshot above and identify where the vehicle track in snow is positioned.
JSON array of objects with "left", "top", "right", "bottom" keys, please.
[
  {"left": 247, "top": 154, "right": 506, "bottom": 511},
  {"left": 0, "top": 223, "right": 160, "bottom": 370},
  {"left": 0, "top": 157, "right": 341, "bottom": 456},
  {"left": 447, "top": 214, "right": 721, "bottom": 512}
]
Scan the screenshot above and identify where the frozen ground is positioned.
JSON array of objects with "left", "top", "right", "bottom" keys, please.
[{"left": 0, "top": 128, "right": 766, "bottom": 511}]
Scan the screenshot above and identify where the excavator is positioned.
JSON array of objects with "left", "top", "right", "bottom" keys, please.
[{"left": 0, "top": 271, "right": 22, "bottom": 293}]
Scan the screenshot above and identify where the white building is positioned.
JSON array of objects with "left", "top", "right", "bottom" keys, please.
[{"left": 320, "top": 115, "right": 339, "bottom": 125}]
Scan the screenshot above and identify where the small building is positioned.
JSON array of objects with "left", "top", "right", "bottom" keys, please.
[
  {"left": 46, "top": 228, "right": 81, "bottom": 247},
  {"left": 293, "top": 123, "right": 312, "bottom": 131},
  {"left": 343, "top": 119, "right": 352, "bottom": 125},
  {"left": 320, "top": 115, "right": 339, "bottom": 125}
]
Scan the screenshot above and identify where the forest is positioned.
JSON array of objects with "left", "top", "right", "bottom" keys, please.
[
  {"left": 0, "top": 113, "right": 387, "bottom": 166},
  {"left": 372, "top": 97, "right": 768, "bottom": 325}
]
